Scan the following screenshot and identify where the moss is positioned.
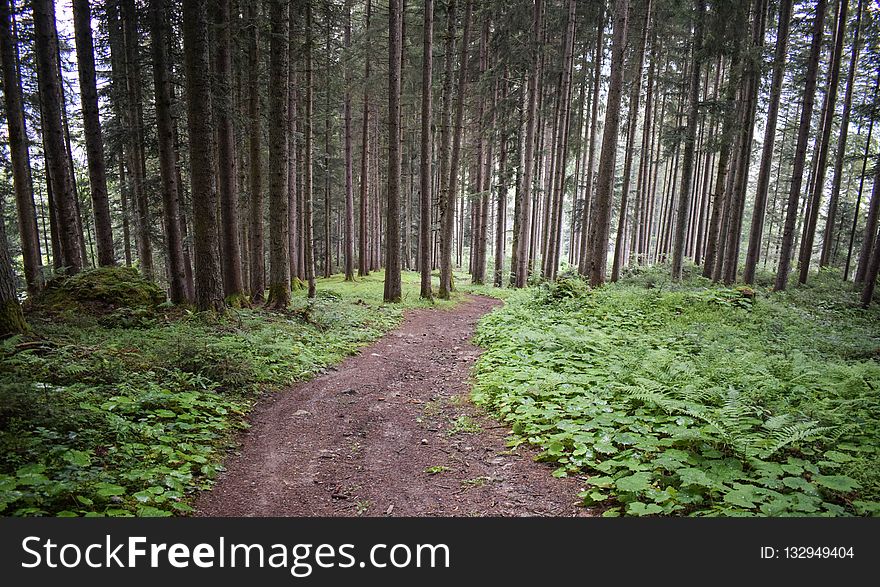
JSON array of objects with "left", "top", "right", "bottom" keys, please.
[
  {"left": 31, "top": 267, "right": 166, "bottom": 318},
  {"left": 265, "top": 283, "right": 291, "bottom": 309},
  {"left": 224, "top": 292, "right": 251, "bottom": 309},
  {"left": 0, "top": 299, "right": 29, "bottom": 336}
]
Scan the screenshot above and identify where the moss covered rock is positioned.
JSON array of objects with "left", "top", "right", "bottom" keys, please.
[{"left": 32, "top": 267, "right": 166, "bottom": 317}]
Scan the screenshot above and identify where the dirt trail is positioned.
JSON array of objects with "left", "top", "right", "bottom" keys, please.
[{"left": 196, "top": 295, "right": 586, "bottom": 517}]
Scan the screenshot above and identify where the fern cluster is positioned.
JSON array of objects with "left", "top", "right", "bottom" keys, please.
[{"left": 472, "top": 271, "right": 880, "bottom": 516}]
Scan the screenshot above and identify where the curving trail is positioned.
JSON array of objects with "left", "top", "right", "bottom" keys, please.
[{"left": 196, "top": 295, "right": 587, "bottom": 517}]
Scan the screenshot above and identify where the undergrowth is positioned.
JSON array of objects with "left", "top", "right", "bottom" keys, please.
[
  {"left": 472, "top": 266, "right": 880, "bottom": 516},
  {"left": 0, "top": 269, "right": 459, "bottom": 516}
]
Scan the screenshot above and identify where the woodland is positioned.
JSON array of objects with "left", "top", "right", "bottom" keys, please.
[{"left": 0, "top": 0, "right": 879, "bottom": 517}]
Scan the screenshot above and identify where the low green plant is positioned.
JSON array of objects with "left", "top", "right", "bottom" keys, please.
[
  {"left": 0, "top": 270, "right": 461, "bottom": 516},
  {"left": 472, "top": 270, "right": 880, "bottom": 516},
  {"left": 424, "top": 465, "right": 449, "bottom": 475},
  {"left": 446, "top": 415, "right": 482, "bottom": 436}
]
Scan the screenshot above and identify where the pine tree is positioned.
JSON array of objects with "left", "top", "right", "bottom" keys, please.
[{"left": 182, "top": 0, "right": 224, "bottom": 311}]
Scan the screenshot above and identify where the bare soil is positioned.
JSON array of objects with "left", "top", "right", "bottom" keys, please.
[{"left": 196, "top": 295, "right": 588, "bottom": 517}]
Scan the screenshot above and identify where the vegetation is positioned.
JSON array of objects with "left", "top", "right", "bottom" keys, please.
[
  {"left": 473, "top": 267, "right": 880, "bottom": 516},
  {"left": 0, "top": 270, "right": 460, "bottom": 516},
  {"left": 1, "top": 0, "right": 879, "bottom": 521}
]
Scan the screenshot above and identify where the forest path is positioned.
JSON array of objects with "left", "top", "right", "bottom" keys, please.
[{"left": 196, "top": 294, "right": 586, "bottom": 517}]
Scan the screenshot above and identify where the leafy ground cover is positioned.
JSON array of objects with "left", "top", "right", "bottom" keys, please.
[
  {"left": 0, "top": 269, "right": 459, "bottom": 516},
  {"left": 472, "top": 266, "right": 880, "bottom": 516}
]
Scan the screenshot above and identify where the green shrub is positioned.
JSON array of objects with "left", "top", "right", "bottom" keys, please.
[{"left": 473, "top": 273, "right": 880, "bottom": 516}]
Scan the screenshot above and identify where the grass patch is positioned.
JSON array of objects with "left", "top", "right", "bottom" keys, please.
[
  {"left": 472, "top": 266, "right": 880, "bottom": 516},
  {"left": 446, "top": 415, "right": 482, "bottom": 436},
  {"left": 0, "top": 269, "right": 463, "bottom": 517},
  {"left": 424, "top": 465, "right": 450, "bottom": 475}
]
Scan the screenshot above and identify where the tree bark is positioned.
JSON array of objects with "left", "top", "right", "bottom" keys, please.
[
  {"left": 614, "top": 0, "right": 651, "bottom": 281},
  {"left": 513, "top": 0, "right": 543, "bottom": 288},
  {"left": 265, "top": 0, "right": 291, "bottom": 307},
  {"left": 72, "top": 0, "right": 114, "bottom": 267},
  {"left": 182, "top": 0, "right": 224, "bottom": 311},
  {"left": 304, "top": 1, "right": 316, "bottom": 298},
  {"left": 0, "top": 192, "right": 27, "bottom": 334},
  {"left": 860, "top": 192, "right": 880, "bottom": 307},
  {"left": 743, "top": 0, "right": 791, "bottom": 284},
  {"left": 288, "top": 8, "right": 299, "bottom": 287},
  {"left": 343, "top": 0, "right": 356, "bottom": 282},
  {"left": 821, "top": 0, "right": 863, "bottom": 267},
  {"left": 32, "top": 0, "right": 82, "bottom": 273},
  {"left": 856, "top": 148, "right": 880, "bottom": 284},
  {"left": 213, "top": 0, "right": 245, "bottom": 302},
  {"left": 358, "top": 0, "right": 372, "bottom": 278},
  {"left": 588, "top": 0, "right": 628, "bottom": 287},
  {"left": 847, "top": 72, "right": 879, "bottom": 281},
  {"left": 121, "top": 0, "right": 153, "bottom": 279},
  {"left": 720, "top": 0, "right": 766, "bottom": 285},
  {"left": 439, "top": 0, "right": 473, "bottom": 296},
  {"left": 0, "top": 0, "right": 43, "bottom": 294},
  {"left": 798, "top": 0, "right": 846, "bottom": 284},
  {"left": 671, "top": 0, "right": 703, "bottom": 281},
  {"left": 246, "top": 2, "right": 265, "bottom": 300},
  {"left": 494, "top": 74, "right": 512, "bottom": 288},
  {"left": 419, "top": 0, "right": 433, "bottom": 298},
  {"left": 150, "top": 0, "right": 190, "bottom": 303},
  {"left": 546, "top": 0, "right": 576, "bottom": 282},
  {"left": 774, "top": 0, "right": 826, "bottom": 290},
  {"left": 384, "top": 0, "right": 403, "bottom": 302},
  {"left": 577, "top": 12, "right": 603, "bottom": 277}
]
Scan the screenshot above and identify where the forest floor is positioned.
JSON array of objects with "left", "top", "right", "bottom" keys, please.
[{"left": 196, "top": 294, "right": 587, "bottom": 517}]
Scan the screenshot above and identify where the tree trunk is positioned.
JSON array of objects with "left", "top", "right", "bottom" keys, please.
[
  {"left": 856, "top": 149, "right": 880, "bottom": 284},
  {"left": 304, "top": 2, "right": 316, "bottom": 298},
  {"left": 821, "top": 0, "right": 863, "bottom": 267},
  {"left": 743, "top": 0, "right": 791, "bottom": 284},
  {"left": 577, "top": 13, "right": 603, "bottom": 277},
  {"left": 358, "top": 0, "right": 372, "bottom": 278},
  {"left": 343, "top": 0, "right": 356, "bottom": 282},
  {"left": 588, "top": 0, "right": 628, "bottom": 287},
  {"left": 513, "top": 0, "right": 543, "bottom": 288},
  {"left": 494, "top": 74, "right": 512, "bottom": 288},
  {"left": 671, "top": 0, "right": 703, "bottom": 281},
  {"left": 121, "top": 0, "right": 153, "bottom": 279},
  {"left": 632, "top": 34, "right": 657, "bottom": 266},
  {"left": 861, "top": 223, "right": 880, "bottom": 307},
  {"left": 384, "top": 0, "right": 403, "bottom": 302},
  {"left": 0, "top": 194, "right": 27, "bottom": 334},
  {"left": 436, "top": 0, "right": 457, "bottom": 272},
  {"left": 439, "top": 0, "right": 473, "bottom": 296},
  {"left": 545, "top": 0, "right": 576, "bottom": 282},
  {"left": 265, "top": 0, "right": 291, "bottom": 307},
  {"left": 720, "top": 0, "right": 766, "bottom": 285},
  {"left": 32, "top": 0, "right": 82, "bottom": 273},
  {"left": 0, "top": 0, "right": 43, "bottom": 294},
  {"left": 150, "top": 0, "right": 190, "bottom": 303},
  {"left": 72, "top": 0, "right": 114, "bottom": 267},
  {"left": 847, "top": 72, "right": 879, "bottom": 281},
  {"left": 213, "top": 0, "right": 245, "bottom": 302},
  {"left": 118, "top": 151, "right": 132, "bottom": 266},
  {"left": 774, "top": 0, "right": 826, "bottom": 291},
  {"left": 288, "top": 9, "right": 299, "bottom": 288},
  {"left": 614, "top": 0, "right": 651, "bottom": 281},
  {"left": 419, "top": 0, "right": 433, "bottom": 298},
  {"left": 798, "top": 0, "right": 846, "bottom": 285},
  {"left": 509, "top": 76, "right": 527, "bottom": 286},
  {"left": 472, "top": 16, "right": 492, "bottom": 285},
  {"left": 182, "top": 0, "right": 224, "bottom": 311},
  {"left": 247, "top": 2, "right": 264, "bottom": 300}
]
